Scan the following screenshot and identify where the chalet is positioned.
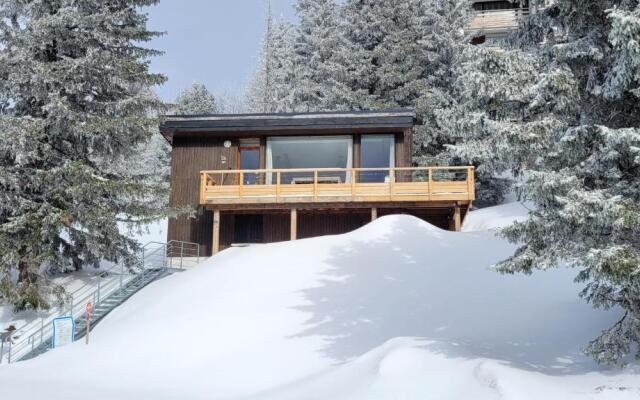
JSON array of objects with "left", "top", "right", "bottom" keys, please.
[{"left": 159, "top": 110, "right": 475, "bottom": 256}]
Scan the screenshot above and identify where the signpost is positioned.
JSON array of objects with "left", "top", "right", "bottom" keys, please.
[
  {"left": 52, "top": 317, "right": 75, "bottom": 349},
  {"left": 85, "top": 302, "right": 93, "bottom": 345}
]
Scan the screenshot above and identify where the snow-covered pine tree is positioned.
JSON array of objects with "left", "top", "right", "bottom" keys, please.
[
  {"left": 293, "top": 0, "right": 345, "bottom": 111},
  {"left": 337, "top": 0, "right": 473, "bottom": 177},
  {"left": 457, "top": 0, "right": 640, "bottom": 364},
  {"left": 335, "top": 0, "right": 393, "bottom": 109},
  {"left": 172, "top": 83, "right": 218, "bottom": 115},
  {"left": 247, "top": 4, "right": 299, "bottom": 113},
  {"left": 411, "top": 0, "right": 471, "bottom": 165},
  {"left": 216, "top": 90, "right": 248, "bottom": 114},
  {"left": 0, "top": 0, "right": 169, "bottom": 310},
  {"left": 448, "top": 42, "right": 572, "bottom": 205}
]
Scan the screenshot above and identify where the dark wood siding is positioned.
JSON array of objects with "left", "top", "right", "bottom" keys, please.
[
  {"left": 167, "top": 136, "right": 238, "bottom": 255},
  {"left": 298, "top": 211, "right": 370, "bottom": 239},
  {"left": 263, "top": 214, "right": 290, "bottom": 243}
]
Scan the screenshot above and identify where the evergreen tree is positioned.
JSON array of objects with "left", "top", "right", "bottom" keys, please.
[
  {"left": 411, "top": 0, "right": 471, "bottom": 166},
  {"left": 337, "top": 0, "right": 473, "bottom": 175},
  {"left": 293, "top": 0, "right": 345, "bottom": 111},
  {"left": 449, "top": 45, "right": 567, "bottom": 205},
  {"left": 216, "top": 90, "right": 248, "bottom": 114},
  {"left": 172, "top": 83, "right": 218, "bottom": 115},
  {"left": 456, "top": 0, "right": 640, "bottom": 364},
  {"left": 247, "top": 4, "right": 299, "bottom": 113},
  {"left": 0, "top": 0, "right": 169, "bottom": 310}
]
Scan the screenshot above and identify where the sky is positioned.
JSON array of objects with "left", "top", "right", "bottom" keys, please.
[{"left": 145, "top": 0, "right": 297, "bottom": 102}]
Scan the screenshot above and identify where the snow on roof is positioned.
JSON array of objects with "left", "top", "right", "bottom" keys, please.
[{"left": 161, "top": 109, "right": 416, "bottom": 121}]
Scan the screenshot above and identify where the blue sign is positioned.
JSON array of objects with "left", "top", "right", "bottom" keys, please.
[{"left": 52, "top": 317, "right": 75, "bottom": 348}]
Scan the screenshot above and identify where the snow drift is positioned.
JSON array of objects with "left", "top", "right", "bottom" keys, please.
[{"left": 0, "top": 204, "right": 638, "bottom": 399}]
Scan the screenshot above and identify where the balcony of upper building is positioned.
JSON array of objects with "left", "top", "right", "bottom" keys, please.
[{"left": 466, "top": 0, "right": 532, "bottom": 39}]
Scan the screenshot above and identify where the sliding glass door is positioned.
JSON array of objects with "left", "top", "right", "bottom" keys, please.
[
  {"left": 266, "top": 136, "right": 353, "bottom": 184},
  {"left": 360, "top": 134, "right": 395, "bottom": 183}
]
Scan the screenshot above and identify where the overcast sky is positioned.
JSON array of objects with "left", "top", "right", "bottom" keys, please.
[{"left": 146, "top": 0, "right": 297, "bottom": 102}]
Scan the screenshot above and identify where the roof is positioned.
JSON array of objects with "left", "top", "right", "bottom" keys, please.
[{"left": 159, "top": 109, "right": 416, "bottom": 143}]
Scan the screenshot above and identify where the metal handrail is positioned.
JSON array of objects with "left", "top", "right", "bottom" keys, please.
[{"left": 1, "top": 239, "right": 200, "bottom": 364}]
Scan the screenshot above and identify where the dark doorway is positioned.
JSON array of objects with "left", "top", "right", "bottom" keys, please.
[{"left": 234, "top": 215, "right": 264, "bottom": 243}]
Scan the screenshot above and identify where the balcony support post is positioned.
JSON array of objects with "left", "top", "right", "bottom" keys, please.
[
  {"left": 453, "top": 203, "right": 461, "bottom": 232},
  {"left": 200, "top": 173, "right": 206, "bottom": 204},
  {"left": 371, "top": 207, "right": 378, "bottom": 221},
  {"left": 290, "top": 208, "right": 297, "bottom": 240},
  {"left": 212, "top": 209, "right": 221, "bottom": 254}
]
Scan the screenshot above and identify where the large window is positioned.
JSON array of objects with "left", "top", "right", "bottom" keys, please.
[
  {"left": 266, "top": 136, "right": 353, "bottom": 184},
  {"left": 360, "top": 135, "right": 395, "bottom": 183}
]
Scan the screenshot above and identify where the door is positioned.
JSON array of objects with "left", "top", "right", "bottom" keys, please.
[{"left": 238, "top": 140, "right": 260, "bottom": 185}]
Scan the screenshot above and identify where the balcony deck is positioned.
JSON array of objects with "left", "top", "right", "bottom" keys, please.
[
  {"left": 199, "top": 166, "right": 475, "bottom": 208},
  {"left": 467, "top": 8, "right": 530, "bottom": 36}
]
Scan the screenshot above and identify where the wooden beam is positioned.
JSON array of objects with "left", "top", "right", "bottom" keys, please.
[
  {"left": 371, "top": 207, "right": 378, "bottom": 221},
  {"left": 453, "top": 203, "right": 461, "bottom": 232},
  {"left": 290, "top": 208, "right": 297, "bottom": 240},
  {"left": 204, "top": 200, "right": 472, "bottom": 212},
  {"left": 212, "top": 209, "right": 221, "bottom": 254}
]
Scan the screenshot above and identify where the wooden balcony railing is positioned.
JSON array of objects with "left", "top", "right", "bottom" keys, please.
[
  {"left": 199, "top": 166, "right": 475, "bottom": 206},
  {"left": 467, "top": 8, "right": 530, "bottom": 34}
]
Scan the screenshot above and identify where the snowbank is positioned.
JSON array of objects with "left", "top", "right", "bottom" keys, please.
[
  {"left": 0, "top": 214, "right": 638, "bottom": 399},
  {"left": 462, "top": 201, "right": 532, "bottom": 232}
]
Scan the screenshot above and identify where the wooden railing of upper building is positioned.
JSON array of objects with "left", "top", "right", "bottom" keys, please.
[
  {"left": 199, "top": 166, "right": 475, "bottom": 206},
  {"left": 467, "top": 8, "right": 530, "bottom": 35}
]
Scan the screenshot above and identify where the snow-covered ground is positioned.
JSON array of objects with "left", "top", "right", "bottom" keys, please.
[
  {"left": 0, "top": 220, "right": 168, "bottom": 333},
  {"left": 0, "top": 205, "right": 638, "bottom": 399},
  {"left": 462, "top": 201, "right": 531, "bottom": 232}
]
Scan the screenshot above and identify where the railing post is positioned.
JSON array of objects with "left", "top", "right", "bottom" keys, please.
[
  {"left": 120, "top": 263, "right": 124, "bottom": 295},
  {"left": 239, "top": 172, "right": 244, "bottom": 198},
  {"left": 276, "top": 171, "right": 281, "bottom": 201},
  {"left": 164, "top": 243, "right": 168, "bottom": 270},
  {"left": 468, "top": 167, "right": 475, "bottom": 200},
  {"left": 97, "top": 279, "right": 101, "bottom": 304},
  {"left": 428, "top": 168, "right": 433, "bottom": 200},
  {"left": 180, "top": 241, "right": 184, "bottom": 270},
  {"left": 200, "top": 172, "right": 206, "bottom": 204},
  {"left": 313, "top": 170, "right": 318, "bottom": 201},
  {"left": 351, "top": 168, "right": 356, "bottom": 199},
  {"left": 389, "top": 168, "right": 395, "bottom": 200}
]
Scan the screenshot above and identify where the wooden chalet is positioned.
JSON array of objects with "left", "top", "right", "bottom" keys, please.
[{"left": 160, "top": 110, "right": 475, "bottom": 256}]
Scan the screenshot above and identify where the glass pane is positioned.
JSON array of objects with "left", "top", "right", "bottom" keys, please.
[
  {"left": 240, "top": 148, "right": 259, "bottom": 184},
  {"left": 268, "top": 137, "right": 351, "bottom": 184},
  {"left": 360, "top": 135, "right": 394, "bottom": 183}
]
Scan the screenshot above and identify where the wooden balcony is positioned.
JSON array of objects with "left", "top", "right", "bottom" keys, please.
[
  {"left": 199, "top": 166, "right": 475, "bottom": 207},
  {"left": 467, "top": 8, "right": 530, "bottom": 36}
]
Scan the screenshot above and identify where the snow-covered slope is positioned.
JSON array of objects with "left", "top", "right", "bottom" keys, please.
[
  {"left": 0, "top": 219, "right": 168, "bottom": 331},
  {"left": 1, "top": 211, "right": 638, "bottom": 399}
]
